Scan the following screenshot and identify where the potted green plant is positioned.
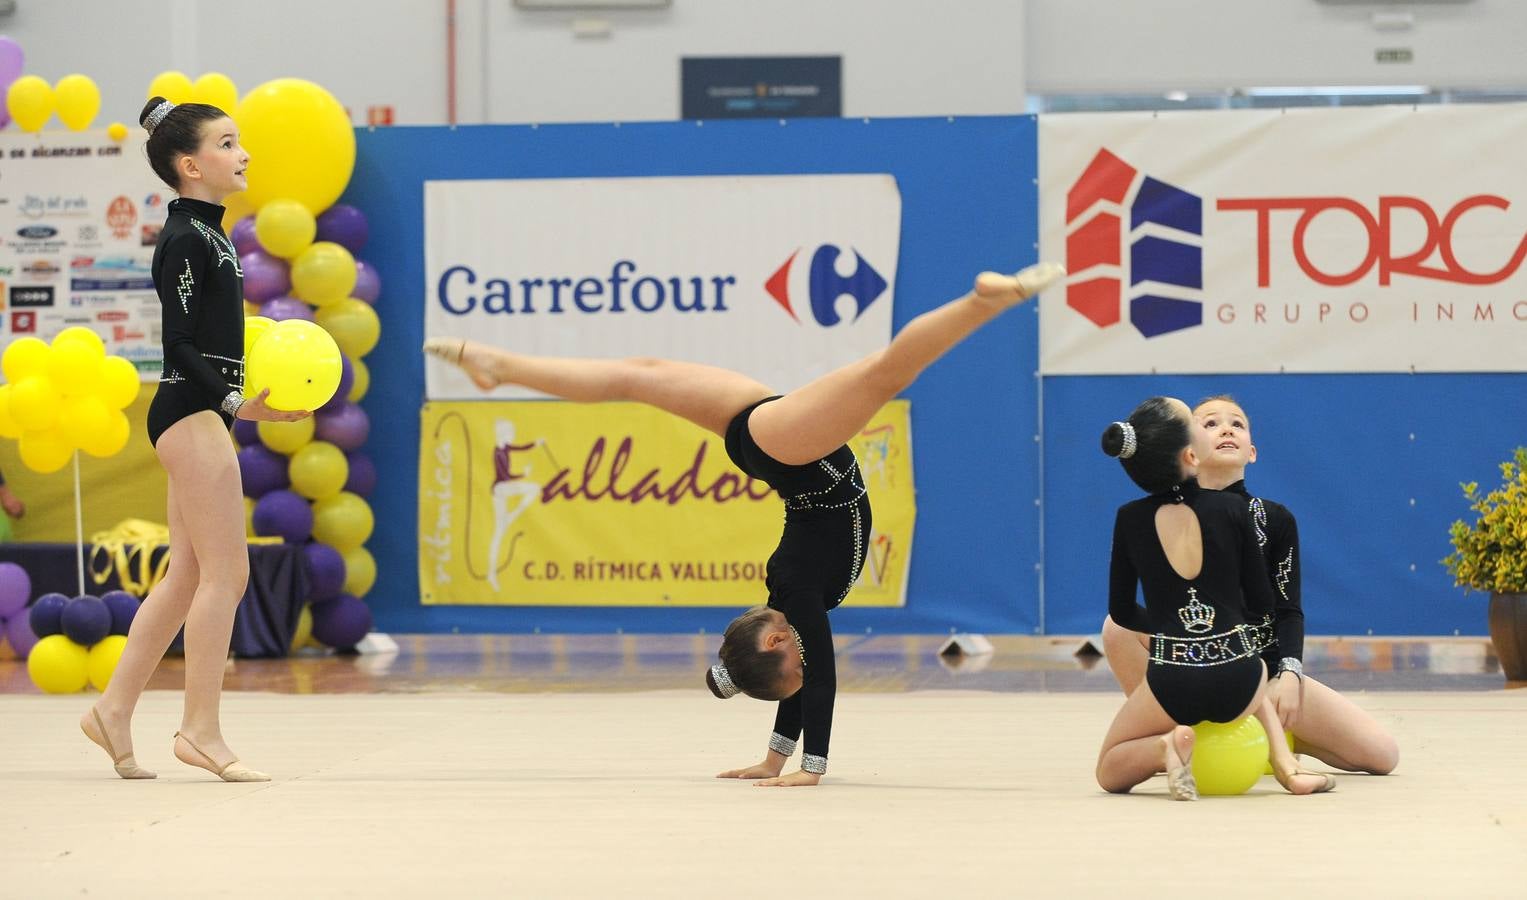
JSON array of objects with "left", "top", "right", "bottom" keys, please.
[{"left": 1443, "top": 447, "right": 1527, "bottom": 682}]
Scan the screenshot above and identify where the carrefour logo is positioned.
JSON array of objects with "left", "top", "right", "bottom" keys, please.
[
  {"left": 764, "top": 244, "right": 887, "bottom": 327},
  {"left": 1066, "top": 148, "right": 1203, "bottom": 338}
]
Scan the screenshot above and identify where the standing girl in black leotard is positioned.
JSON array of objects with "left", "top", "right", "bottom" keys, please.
[
  {"left": 1096, "top": 397, "right": 1334, "bottom": 800},
  {"left": 427, "top": 262, "right": 1066, "bottom": 787},
  {"left": 79, "top": 97, "right": 308, "bottom": 782}
]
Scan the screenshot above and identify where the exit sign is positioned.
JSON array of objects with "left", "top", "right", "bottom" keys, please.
[{"left": 1376, "top": 48, "right": 1414, "bottom": 64}]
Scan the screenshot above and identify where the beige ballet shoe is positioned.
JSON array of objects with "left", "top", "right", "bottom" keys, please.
[
  {"left": 174, "top": 731, "right": 270, "bottom": 783},
  {"left": 974, "top": 261, "right": 1066, "bottom": 307},
  {"left": 81, "top": 707, "right": 157, "bottom": 779},
  {"left": 1162, "top": 729, "right": 1198, "bottom": 801},
  {"left": 1274, "top": 764, "right": 1336, "bottom": 795},
  {"left": 422, "top": 337, "right": 466, "bottom": 365}
]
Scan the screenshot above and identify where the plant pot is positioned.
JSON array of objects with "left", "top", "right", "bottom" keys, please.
[{"left": 1488, "top": 592, "right": 1527, "bottom": 682}]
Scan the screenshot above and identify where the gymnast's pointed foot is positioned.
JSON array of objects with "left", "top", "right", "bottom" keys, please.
[
  {"left": 974, "top": 261, "right": 1065, "bottom": 308},
  {"left": 424, "top": 338, "right": 501, "bottom": 392}
]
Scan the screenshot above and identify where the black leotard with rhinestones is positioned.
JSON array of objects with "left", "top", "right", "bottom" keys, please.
[
  {"left": 1108, "top": 478, "right": 1277, "bottom": 724},
  {"left": 723, "top": 396, "right": 872, "bottom": 775},
  {"left": 146, "top": 197, "right": 245, "bottom": 446}
]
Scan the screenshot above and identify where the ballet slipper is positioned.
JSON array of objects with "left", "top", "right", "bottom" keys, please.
[
  {"left": 975, "top": 261, "right": 1066, "bottom": 307},
  {"left": 1273, "top": 764, "right": 1336, "bottom": 795},
  {"left": 1162, "top": 729, "right": 1198, "bottom": 801},
  {"left": 80, "top": 707, "right": 157, "bottom": 779},
  {"left": 422, "top": 337, "right": 465, "bottom": 365},
  {"left": 173, "top": 731, "right": 270, "bottom": 783}
]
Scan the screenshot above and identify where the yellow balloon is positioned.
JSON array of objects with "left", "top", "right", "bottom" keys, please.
[
  {"left": 191, "top": 72, "right": 239, "bottom": 115},
  {"left": 244, "top": 496, "right": 257, "bottom": 537},
  {"left": 6, "top": 75, "right": 54, "bottom": 133},
  {"left": 342, "top": 546, "right": 376, "bottom": 597},
  {"left": 97, "top": 356, "right": 142, "bottom": 409},
  {"left": 80, "top": 410, "right": 130, "bottom": 459},
  {"left": 291, "top": 242, "right": 357, "bottom": 308},
  {"left": 53, "top": 74, "right": 101, "bottom": 131},
  {"left": 147, "top": 70, "right": 193, "bottom": 104},
  {"left": 289, "top": 440, "right": 349, "bottom": 501},
  {"left": 254, "top": 198, "right": 316, "bottom": 259},
  {"left": 223, "top": 192, "right": 255, "bottom": 233},
  {"left": 312, "top": 492, "right": 373, "bottom": 553},
  {"left": 244, "top": 300, "right": 260, "bottom": 316},
  {"left": 86, "top": 635, "right": 129, "bottom": 691},
  {"left": 107, "top": 121, "right": 128, "bottom": 142},
  {"left": 3, "top": 336, "right": 52, "bottom": 382},
  {"left": 27, "top": 635, "right": 89, "bottom": 694},
  {"left": 244, "top": 315, "right": 277, "bottom": 358},
  {"left": 0, "top": 385, "right": 20, "bottom": 439},
  {"left": 235, "top": 78, "right": 355, "bottom": 214},
  {"left": 315, "top": 299, "right": 381, "bottom": 359},
  {"left": 258, "top": 416, "right": 315, "bottom": 455},
  {"left": 348, "top": 357, "right": 370, "bottom": 402},
  {"left": 46, "top": 330, "right": 106, "bottom": 396},
  {"left": 58, "top": 395, "right": 111, "bottom": 449},
  {"left": 10, "top": 376, "right": 61, "bottom": 431},
  {"left": 245, "top": 319, "right": 343, "bottom": 412},
  {"left": 19, "top": 428, "right": 74, "bottom": 474},
  {"left": 291, "top": 603, "right": 314, "bottom": 651}
]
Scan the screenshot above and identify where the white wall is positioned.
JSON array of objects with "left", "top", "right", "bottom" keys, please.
[
  {"left": 1026, "top": 0, "right": 1527, "bottom": 93},
  {"left": 3, "top": 0, "right": 1525, "bottom": 129}
]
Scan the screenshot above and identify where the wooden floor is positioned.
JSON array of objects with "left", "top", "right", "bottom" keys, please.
[{"left": 1, "top": 636, "right": 1523, "bottom": 898}]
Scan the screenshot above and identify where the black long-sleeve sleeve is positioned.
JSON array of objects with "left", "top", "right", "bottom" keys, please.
[
  {"left": 1265, "top": 503, "right": 1305, "bottom": 663},
  {"left": 1108, "top": 508, "right": 1152, "bottom": 633},
  {"left": 1236, "top": 502, "right": 1277, "bottom": 621},
  {"left": 156, "top": 228, "right": 239, "bottom": 407},
  {"left": 768, "top": 588, "right": 835, "bottom": 774}
]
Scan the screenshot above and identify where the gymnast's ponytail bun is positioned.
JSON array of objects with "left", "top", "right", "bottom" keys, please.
[
  {"left": 1105, "top": 397, "right": 1190, "bottom": 494},
  {"left": 706, "top": 665, "right": 740, "bottom": 699}
]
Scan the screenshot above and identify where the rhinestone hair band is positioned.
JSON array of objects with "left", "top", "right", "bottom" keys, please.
[
  {"left": 709, "top": 664, "right": 740, "bottom": 698},
  {"left": 1115, "top": 421, "right": 1138, "bottom": 459},
  {"left": 144, "top": 100, "right": 176, "bottom": 134}
]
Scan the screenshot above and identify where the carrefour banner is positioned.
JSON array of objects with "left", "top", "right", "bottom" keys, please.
[
  {"left": 424, "top": 174, "right": 900, "bottom": 398},
  {"left": 1040, "top": 105, "right": 1527, "bottom": 373},
  {"left": 418, "top": 399, "right": 915, "bottom": 606},
  {"left": 0, "top": 130, "right": 169, "bottom": 376}
]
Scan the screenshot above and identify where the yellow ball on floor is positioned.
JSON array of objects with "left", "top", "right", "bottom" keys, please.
[{"left": 1190, "top": 716, "right": 1268, "bottom": 795}]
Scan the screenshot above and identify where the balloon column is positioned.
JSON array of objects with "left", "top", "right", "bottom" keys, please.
[
  {"left": 227, "top": 78, "right": 378, "bottom": 653},
  {"left": 0, "top": 558, "right": 141, "bottom": 693}
]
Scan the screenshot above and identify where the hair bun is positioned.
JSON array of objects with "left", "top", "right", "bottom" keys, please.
[{"left": 706, "top": 664, "right": 740, "bottom": 699}]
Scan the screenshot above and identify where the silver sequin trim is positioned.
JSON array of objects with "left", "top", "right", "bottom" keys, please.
[
  {"left": 144, "top": 100, "right": 175, "bottom": 133},
  {"left": 1249, "top": 497, "right": 1268, "bottom": 549},
  {"left": 1274, "top": 547, "right": 1294, "bottom": 604},
  {"left": 801, "top": 753, "right": 827, "bottom": 775},
  {"left": 220, "top": 391, "right": 245, "bottom": 418},
  {"left": 769, "top": 733, "right": 797, "bottom": 757},
  {"left": 189, "top": 219, "right": 242, "bottom": 274},
  {"left": 1149, "top": 619, "right": 1275, "bottom": 667},
  {"left": 176, "top": 258, "right": 195, "bottom": 315}
]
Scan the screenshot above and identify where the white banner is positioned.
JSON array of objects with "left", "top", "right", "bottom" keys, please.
[
  {"left": 424, "top": 175, "right": 900, "bottom": 398},
  {"left": 1040, "top": 105, "right": 1527, "bottom": 373},
  {"left": 0, "top": 130, "right": 171, "bottom": 377}
]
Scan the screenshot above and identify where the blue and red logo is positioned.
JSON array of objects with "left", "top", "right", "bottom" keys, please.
[
  {"left": 765, "top": 244, "right": 887, "bottom": 327},
  {"left": 1065, "top": 149, "right": 1203, "bottom": 338}
]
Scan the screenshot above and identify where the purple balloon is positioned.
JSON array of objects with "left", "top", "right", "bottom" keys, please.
[
  {"left": 303, "top": 542, "right": 346, "bottom": 602},
  {"left": 230, "top": 216, "right": 259, "bottom": 256},
  {"left": 252, "top": 490, "right": 314, "bottom": 543},
  {"left": 260, "top": 296, "right": 315, "bottom": 323},
  {"left": 315, "top": 402, "right": 370, "bottom": 451},
  {"left": 233, "top": 418, "right": 260, "bottom": 447},
  {"left": 62, "top": 595, "right": 112, "bottom": 646},
  {"left": 101, "top": 590, "right": 140, "bottom": 636},
  {"left": 5, "top": 612, "right": 38, "bottom": 659},
  {"left": 311, "top": 594, "right": 372, "bottom": 649},
  {"left": 240, "top": 250, "right": 291, "bottom": 304},
  {"left": 315, "top": 204, "right": 369, "bottom": 254},
  {"left": 0, "top": 561, "right": 30, "bottom": 618},
  {"left": 238, "top": 444, "right": 291, "bottom": 498},
  {"left": 352, "top": 260, "right": 381, "bottom": 304},
  {"left": 0, "top": 39, "right": 22, "bottom": 128},
  {"left": 29, "top": 592, "right": 68, "bottom": 637},
  {"left": 344, "top": 451, "right": 377, "bottom": 498},
  {"left": 319, "top": 355, "right": 356, "bottom": 414}
]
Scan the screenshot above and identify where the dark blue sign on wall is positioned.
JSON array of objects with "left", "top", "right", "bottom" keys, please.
[{"left": 681, "top": 56, "right": 842, "bottom": 119}]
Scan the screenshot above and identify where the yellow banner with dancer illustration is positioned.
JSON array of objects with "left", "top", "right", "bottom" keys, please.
[{"left": 418, "top": 400, "right": 914, "bottom": 606}]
